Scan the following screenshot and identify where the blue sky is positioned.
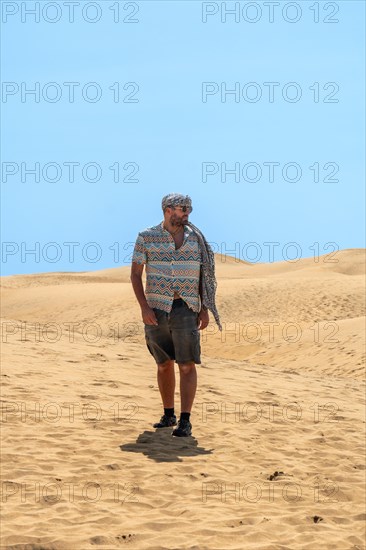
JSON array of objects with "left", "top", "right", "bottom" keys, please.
[{"left": 1, "top": 0, "right": 365, "bottom": 275}]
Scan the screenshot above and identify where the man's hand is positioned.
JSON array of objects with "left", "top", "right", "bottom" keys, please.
[
  {"left": 141, "top": 305, "right": 158, "bottom": 326},
  {"left": 197, "top": 308, "right": 209, "bottom": 330}
]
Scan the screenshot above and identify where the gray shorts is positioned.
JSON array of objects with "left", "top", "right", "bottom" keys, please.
[{"left": 144, "top": 298, "right": 201, "bottom": 365}]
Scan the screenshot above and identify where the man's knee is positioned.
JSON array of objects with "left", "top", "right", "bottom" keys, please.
[
  {"left": 178, "top": 361, "right": 196, "bottom": 374},
  {"left": 157, "top": 359, "right": 174, "bottom": 370}
]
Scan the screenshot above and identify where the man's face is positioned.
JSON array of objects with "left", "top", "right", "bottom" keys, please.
[{"left": 166, "top": 205, "right": 190, "bottom": 226}]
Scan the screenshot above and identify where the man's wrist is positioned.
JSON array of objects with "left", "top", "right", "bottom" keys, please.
[{"left": 201, "top": 304, "right": 208, "bottom": 312}]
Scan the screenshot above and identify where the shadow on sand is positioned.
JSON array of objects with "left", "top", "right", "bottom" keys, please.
[{"left": 120, "top": 429, "right": 214, "bottom": 462}]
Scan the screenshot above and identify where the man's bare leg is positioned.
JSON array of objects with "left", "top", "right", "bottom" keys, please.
[
  {"left": 177, "top": 361, "right": 197, "bottom": 413},
  {"left": 157, "top": 359, "right": 175, "bottom": 408}
]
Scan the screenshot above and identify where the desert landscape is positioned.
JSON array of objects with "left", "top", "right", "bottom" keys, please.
[{"left": 1, "top": 248, "right": 365, "bottom": 550}]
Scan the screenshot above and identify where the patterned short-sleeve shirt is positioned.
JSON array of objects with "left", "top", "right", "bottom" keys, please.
[{"left": 131, "top": 220, "right": 202, "bottom": 313}]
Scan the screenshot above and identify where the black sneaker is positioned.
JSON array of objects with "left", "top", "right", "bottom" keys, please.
[
  {"left": 153, "top": 414, "right": 177, "bottom": 428},
  {"left": 172, "top": 418, "right": 192, "bottom": 437}
]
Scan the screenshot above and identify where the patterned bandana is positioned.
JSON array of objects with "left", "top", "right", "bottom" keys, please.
[{"left": 161, "top": 193, "right": 222, "bottom": 331}]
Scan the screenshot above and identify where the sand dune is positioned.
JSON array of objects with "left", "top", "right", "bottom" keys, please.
[{"left": 1, "top": 248, "right": 365, "bottom": 549}]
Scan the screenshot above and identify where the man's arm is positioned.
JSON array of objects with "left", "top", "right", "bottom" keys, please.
[
  {"left": 130, "top": 262, "right": 149, "bottom": 309},
  {"left": 130, "top": 262, "right": 158, "bottom": 325}
]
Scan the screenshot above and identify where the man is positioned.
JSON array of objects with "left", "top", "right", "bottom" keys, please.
[{"left": 130, "top": 193, "right": 222, "bottom": 437}]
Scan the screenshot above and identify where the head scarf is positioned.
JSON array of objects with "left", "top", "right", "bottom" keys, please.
[{"left": 161, "top": 193, "right": 222, "bottom": 331}]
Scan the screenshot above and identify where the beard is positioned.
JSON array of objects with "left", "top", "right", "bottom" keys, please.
[{"left": 171, "top": 215, "right": 188, "bottom": 226}]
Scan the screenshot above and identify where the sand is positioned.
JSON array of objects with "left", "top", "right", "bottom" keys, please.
[{"left": 1, "top": 248, "right": 365, "bottom": 550}]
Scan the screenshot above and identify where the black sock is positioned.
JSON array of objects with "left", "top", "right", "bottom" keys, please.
[
  {"left": 180, "top": 412, "right": 190, "bottom": 422},
  {"left": 164, "top": 408, "right": 175, "bottom": 417}
]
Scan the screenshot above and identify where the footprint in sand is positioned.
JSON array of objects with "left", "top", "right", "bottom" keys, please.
[
  {"left": 87, "top": 353, "right": 108, "bottom": 362},
  {"left": 90, "top": 536, "right": 110, "bottom": 545},
  {"left": 116, "top": 534, "right": 135, "bottom": 543},
  {"left": 90, "top": 534, "right": 135, "bottom": 545},
  {"left": 103, "top": 463, "right": 120, "bottom": 470},
  {"left": 80, "top": 395, "right": 98, "bottom": 400},
  {"left": 267, "top": 470, "right": 286, "bottom": 481}
]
